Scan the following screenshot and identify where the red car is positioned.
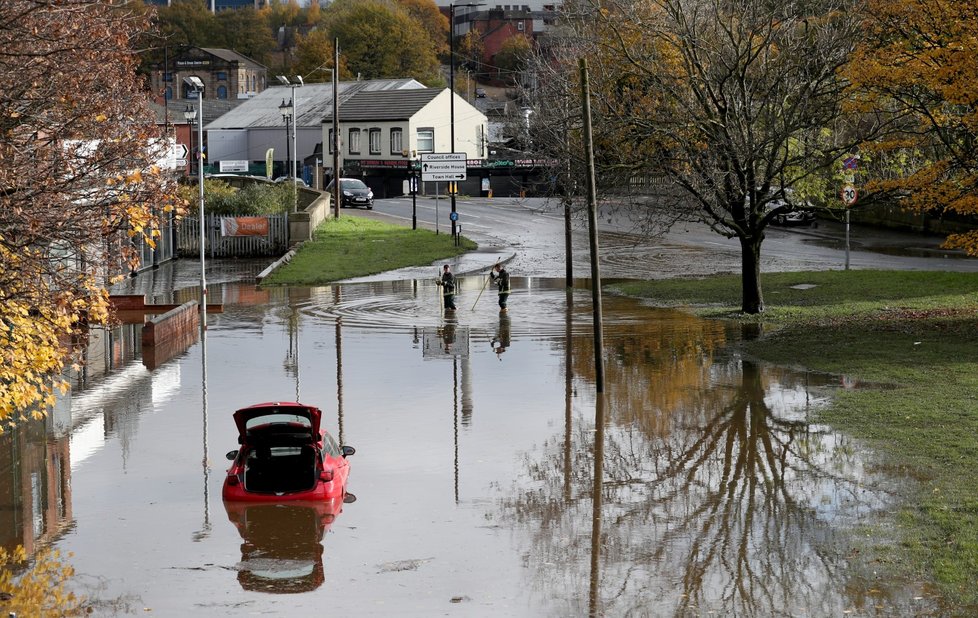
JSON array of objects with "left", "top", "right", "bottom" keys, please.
[{"left": 222, "top": 402, "right": 355, "bottom": 505}]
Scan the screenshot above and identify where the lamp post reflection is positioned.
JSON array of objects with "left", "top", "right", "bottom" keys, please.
[
  {"left": 588, "top": 393, "right": 606, "bottom": 617},
  {"left": 194, "top": 315, "right": 211, "bottom": 542}
]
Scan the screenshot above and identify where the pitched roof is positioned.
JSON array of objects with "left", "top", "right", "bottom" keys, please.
[
  {"left": 204, "top": 78, "right": 425, "bottom": 130},
  {"left": 199, "top": 47, "right": 266, "bottom": 69},
  {"left": 338, "top": 88, "right": 443, "bottom": 122}
]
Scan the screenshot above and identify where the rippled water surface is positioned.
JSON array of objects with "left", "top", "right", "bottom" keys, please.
[{"left": 0, "top": 271, "right": 940, "bottom": 616}]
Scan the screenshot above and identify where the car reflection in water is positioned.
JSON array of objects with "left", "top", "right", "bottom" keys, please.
[{"left": 224, "top": 499, "right": 354, "bottom": 593}]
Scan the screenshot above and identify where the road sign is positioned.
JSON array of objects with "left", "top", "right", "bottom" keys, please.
[
  {"left": 449, "top": 211, "right": 459, "bottom": 222},
  {"left": 173, "top": 143, "right": 189, "bottom": 160},
  {"left": 421, "top": 152, "right": 467, "bottom": 182},
  {"left": 843, "top": 156, "right": 858, "bottom": 170},
  {"left": 842, "top": 185, "right": 858, "bottom": 206}
]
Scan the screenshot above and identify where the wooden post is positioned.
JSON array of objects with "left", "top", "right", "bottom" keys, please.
[{"left": 579, "top": 57, "right": 605, "bottom": 393}]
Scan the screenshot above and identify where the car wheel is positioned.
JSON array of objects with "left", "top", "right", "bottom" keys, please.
[{"left": 367, "top": 205, "right": 373, "bottom": 210}]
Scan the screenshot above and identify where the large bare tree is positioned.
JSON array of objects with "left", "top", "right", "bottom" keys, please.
[{"left": 536, "top": 0, "right": 863, "bottom": 313}]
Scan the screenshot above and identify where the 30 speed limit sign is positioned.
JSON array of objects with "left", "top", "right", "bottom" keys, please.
[{"left": 841, "top": 185, "right": 858, "bottom": 206}]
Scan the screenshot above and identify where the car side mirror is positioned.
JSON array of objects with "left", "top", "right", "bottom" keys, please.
[
  {"left": 342, "top": 445, "right": 356, "bottom": 458},
  {"left": 226, "top": 450, "right": 238, "bottom": 461}
]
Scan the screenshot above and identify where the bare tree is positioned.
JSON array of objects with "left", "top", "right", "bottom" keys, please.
[{"left": 528, "top": 0, "right": 864, "bottom": 313}]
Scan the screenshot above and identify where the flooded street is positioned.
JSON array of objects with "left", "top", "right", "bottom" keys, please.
[{"left": 1, "top": 263, "right": 941, "bottom": 616}]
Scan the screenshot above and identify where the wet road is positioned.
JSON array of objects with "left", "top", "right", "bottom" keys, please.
[
  {"left": 361, "top": 196, "right": 978, "bottom": 279},
  {"left": 2, "top": 265, "right": 952, "bottom": 616}
]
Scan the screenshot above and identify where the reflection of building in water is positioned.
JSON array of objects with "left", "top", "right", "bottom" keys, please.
[
  {"left": 0, "top": 414, "right": 73, "bottom": 556},
  {"left": 1, "top": 321, "right": 185, "bottom": 561}
]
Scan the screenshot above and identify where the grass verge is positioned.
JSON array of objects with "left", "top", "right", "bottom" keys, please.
[
  {"left": 612, "top": 270, "right": 978, "bottom": 607},
  {"left": 261, "top": 214, "right": 477, "bottom": 285}
]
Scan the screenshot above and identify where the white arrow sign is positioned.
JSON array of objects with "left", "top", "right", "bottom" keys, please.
[
  {"left": 173, "top": 143, "right": 189, "bottom": 160},
  {"left": 421, "top": 152, "right": 466, "bottom": 182}
]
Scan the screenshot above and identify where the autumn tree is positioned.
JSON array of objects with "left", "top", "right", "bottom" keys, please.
[
  {"left": 214, "top": 8, "right": 277, "bottom": 63},
  {"left": 0, "top": 0, "right": 176, "bottom": 429},
  {"left": 494, "top": 34, "right": 533, "bottom": 85},
  {"left": 293, "top": 30, "right": 354, "bottom": 82},
  {"left": 395, "top": 0, "right": 449, "bottom": 59},
  {"left": 846, "top": 0, "right": 978, "bottom": 255},
  {"left": 321, "top": 0, "right": 444, "bottom": 85},
  {"left": 548, "top": 0, "right": 863, "bottom": 313}
]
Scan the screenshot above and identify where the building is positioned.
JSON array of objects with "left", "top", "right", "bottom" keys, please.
[
  {"left": 203, "top": 79, "right": 426, "bottom": 181},
  {"left": 333, "top": 88, "right": 489, "bottom": 198},
  {"left": 148, "top": 47, "right": 267, "bottom": 102}
]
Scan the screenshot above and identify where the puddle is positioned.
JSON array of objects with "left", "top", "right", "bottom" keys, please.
[{"left": 0, "top": 275, "right": 951, "bottom": 616}]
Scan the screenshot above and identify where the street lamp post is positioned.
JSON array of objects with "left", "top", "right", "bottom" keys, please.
[
  {"left": 184, "top": 76, "right": 206, "bottom": 331},
  {"left": 278, "top": 75, "right": 303, "bottom": 213},
  {"left": 448, "top": 3, "right": 482, "bottom": 242},
  {"left": 183, "top": 104, "right": 196, "bottom": 177},
  {"left": 279, "top": 97, "right": 292, "bottom": 180}
]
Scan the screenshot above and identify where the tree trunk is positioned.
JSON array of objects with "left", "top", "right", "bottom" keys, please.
[{"left": 740, "top": 237, "right": 764, "bottom": 314}]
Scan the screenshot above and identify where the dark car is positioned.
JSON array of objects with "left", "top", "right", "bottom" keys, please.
[
  {"left": 764, "top": 188, "right": 816, "bottom": 226},
  {"left": 326, "top": 178, "right": 373, "bottom": 209}
]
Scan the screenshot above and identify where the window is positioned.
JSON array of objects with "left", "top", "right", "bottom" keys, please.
[
  {"left": 348, "top": 128, "right": 361, "bottom": 154},
  {"left": 329, "top": 129, "right": 336, "bottom": 154},
  {"left": 369, "top": 128, "right": 382, "bottom": 155},
  {"left": 517, "top": 21, "right": 524, "bottom": 31},
  {"left": 216, "top": 71, "right": 228, "bottom": 81},
  {"left": 390, "top": 128, "right": 403, "bottom": 155},
  {"left": 217, "top": 85, "right": 228, "bottom": 100},
  {"left": 416, "top": 128, "right": 434, "bottom": 153},
  {"left": 162, "top": 72, "right": 173, "bottom": 82}
]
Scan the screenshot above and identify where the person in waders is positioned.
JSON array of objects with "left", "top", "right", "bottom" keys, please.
[
  {"left": 489, "top": 263, "right": 510, "bottom": 312},
  {"left": 437, "top": 264, "right": 457, "bottom": 311}
]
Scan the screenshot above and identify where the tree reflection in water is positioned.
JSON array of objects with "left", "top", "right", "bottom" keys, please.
[{"left": 504, "top": 342, "right": 920, "bottom": 616}]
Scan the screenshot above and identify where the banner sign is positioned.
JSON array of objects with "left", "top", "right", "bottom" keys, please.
[{"left": 221, "top": 217, "right": 269, "bottom": 237}]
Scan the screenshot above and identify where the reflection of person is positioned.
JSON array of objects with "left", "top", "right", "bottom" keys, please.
[
  {"left": 436, "top": 264, "right": 457, "bottom": 311},
  {"left": 491, "top": 312, "right": 511, "bottom": 358},
  {"left": 489, "top": 264, "right": 511, "bottom": 312},
  {"left": 441, "top": 320, "right": 457, "bottom": 353}
]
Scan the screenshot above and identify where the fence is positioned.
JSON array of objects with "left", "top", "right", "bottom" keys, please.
[{"left": 176, "top": 214, "right": 289, "bottom": 258}]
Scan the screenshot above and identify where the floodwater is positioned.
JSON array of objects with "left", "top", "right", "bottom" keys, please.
[{"left": 0, "top": 268, "right": 945, "bottom": 616}]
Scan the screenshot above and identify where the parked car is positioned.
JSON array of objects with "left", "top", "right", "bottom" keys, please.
[
  {"left": 764, "top": 188, "right": 816, "bottom": 226},
  {"left": 222, "top": 402, "right": 355, "bottom": 505},
  {"left": 326, "top": 178, "right": 373, "bottom": 209},
  {"left": 274, "top": 176, "right": 309, "bottom": 187}
]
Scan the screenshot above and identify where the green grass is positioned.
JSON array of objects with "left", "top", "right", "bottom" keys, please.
[
  {"left": 261, "top": 214, "right": 477, "bottom": 285},
  {"left": 613, "top": 270, "right": 978, "bottom": 608}
]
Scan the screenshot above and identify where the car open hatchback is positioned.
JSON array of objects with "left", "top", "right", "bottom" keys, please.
[{"left": 222, "top": 402, "right": 354, "bottom": 506}]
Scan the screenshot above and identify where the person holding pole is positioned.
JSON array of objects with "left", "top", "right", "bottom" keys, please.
[
  {"left": 489, "top": 263, "right": 511, "bottom": 312},
  {"left": 436, "top": 264, "right": 457, "bottom": 311}
]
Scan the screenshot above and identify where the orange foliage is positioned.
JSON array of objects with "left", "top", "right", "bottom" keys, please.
[{"left": 847, "top": 0, "right": 978, "bottom": 254}]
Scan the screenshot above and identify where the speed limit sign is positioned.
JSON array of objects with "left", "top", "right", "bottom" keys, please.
[{"left": 841, "top": 185, "right": 858, "bottom": 206}]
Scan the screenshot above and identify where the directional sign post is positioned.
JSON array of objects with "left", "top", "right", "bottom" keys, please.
[{"left": 421, "top": 153, "right": 467, "bottom": 182}]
